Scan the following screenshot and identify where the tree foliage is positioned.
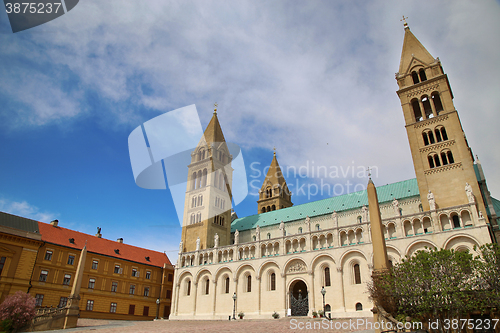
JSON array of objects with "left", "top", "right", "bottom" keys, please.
[
  {"left": 369, "top": 244, "right": 500, "bottom": 331},
  {"left": 0, "top": 291, "right": 36, "bottom": 332}
]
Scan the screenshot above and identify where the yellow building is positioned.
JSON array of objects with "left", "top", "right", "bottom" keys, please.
[
  {"left": 0, "top": 213, "right": 175, "bottom": 320},
  {"left": 0, "top": 212, "right": 42, "bottom": 303}
]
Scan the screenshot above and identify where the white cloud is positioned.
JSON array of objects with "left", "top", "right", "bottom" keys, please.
[{"left": 0, "top": 198, "right": 58, "bottom": 222}]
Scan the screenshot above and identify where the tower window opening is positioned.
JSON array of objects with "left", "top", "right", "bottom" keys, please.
[
  {"left": 428, "top": 155, "right": 435, "bottom": 169},
  {"left": 422, "top": 132, "right": 429, "bottom": 146},
  {"left": 434, "top": 154, "right": 441, "bottom": 167},
  {"left": 324, "top": 267, "right": 331, "bottom": 287},
  {"left": 225, "top": 277, "right": 230, "bottom": 294},
  {"left": 431, "top": 92, "right": 444, "bottom": 114},
  {"left": 353, "top": 264, "right": 361, "bottom": 284},
  {"left": 441, "top": 127, "right": 448, "bottom": 141},
  {"left": 267, "top": 206, "right": 271, "bottom": 212},
  {"left": 187, "top": 280, "right": 191, "bottom": 296},
  {"left": 272, "top": 204, "right": 276, "bottom": 211},
  {"left": 267, "top": 233, "right": 271, "bottom": 239},
  {"left": 270, "top": 272, "right": 276, "bottom": 291},
  {"left": 422, "top": 96, "right": 433, "bottom": 119},
  {"left": 435, "top": 128, "right": 442, "bottom": 142},
  {"left": 205, "top": 278, "right": 210, "bottom": 295},
  {"left": 247, "top": 275, "right": 252, "bottom": 292},
  {"left": 411, "top": 99, "right": 422, "bottom": 122},
  {"left": 262, "top": 207, "right": 266, "bottom": 213},
  {"left": 411, "top": 71, "right": 420, "bottom": 84},
  {"left": 441, "top": 152, "right": 449, "bottom": 165},
  {"left": 452, "top": 215, "right": 461, "bottom": 229},
  {"left": 419, "top": 69, "right": 427, "bottom": 82},
  {"left": 197, "top": 170, "right": 202, "bottom": 189},
  {"left": 428, "top": 131, "right": 435, "bottom": 144},
  {"left": 447, "top": 151, "right": 454, "bottom": 164}
]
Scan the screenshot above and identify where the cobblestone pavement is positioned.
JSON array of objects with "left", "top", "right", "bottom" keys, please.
[{"left": 37, "top": 317, "right": 375, "bottom": 333}]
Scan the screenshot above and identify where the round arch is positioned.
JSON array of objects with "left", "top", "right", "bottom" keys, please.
[
  {"left": 405, "top": 239, "right": 437, "bottom": 257},
  {"left": 194, "top": 268, "right": 213, "bottom": 284},
  {"left": 256, "top": 259, "right": 280, "bottom": 279},
  {"left": 281, "top": 256, "right": 308, "bottom": 276}
]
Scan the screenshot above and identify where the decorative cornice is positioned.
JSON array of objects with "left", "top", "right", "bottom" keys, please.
[
  {"left": 406, "top": 83, "right": 440, "bottom": 99},
  {"left": 413, "top": 114, "right": 449, "bottom": 129},
  {"left": 419, "top": 140, "right": 455, "bottom": 154},
  {"left": 424, "top": 162, "right": 462, "bottom": 175}
]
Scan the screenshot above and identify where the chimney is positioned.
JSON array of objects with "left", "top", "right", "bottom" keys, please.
[
  {"left": 50, "top": 219, "right": 59, "bottom": 227},
  {"left": 117, "top": 238, "right": 123, "bottom": 243}
]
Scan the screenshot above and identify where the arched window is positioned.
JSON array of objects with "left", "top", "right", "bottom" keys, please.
[
  {"left": 452, "top": 215, "right": 461, "bottom": 229},
  {"left": 356, "top": 303, "right": 363, "bottom": 311},
  {"left": 270, "top": 273, "right": 276, "bottom": 291},
  {"left": 419, "top": 204, "right": 423, "bottom": 212},
  {"left": 399, "top": 208, "right": 403, "bottom": 216},
  {"left": 419, "top": 69, "right": 427, "bottom": 82},
  {"left": 192, "top": 196, "right": 196, "bottom": 208},
  {"left": 198, "top": 195, "right": 203, "bottom": 206},
  {"left": 205, "top": 278, "right": 210, "bottom": 295},
  {"left": 225, "top": 277, "right": 230, "bottom": 294},
  {"left": 192, "top": 172, "right": 197, "bottom": 190},
  {"left": 219, "top": 172, "right": 223, "bottom": 189},
  {"left": 267, "top": 233, "right": 271, "bottom": 239},
  {"left": 411, "top": 98, "right": 422, "bottom": 122},
  {"left": 435, "top": 128, "right": 442, "bottom": 142},
  {"left": 202, "top": 169, "right": 207, "bottom": 187},
  {"left": 196, "top": 212, "right": 201, "bottom": 223},
  {"left": 447, "top": 150, "right": 454, "bottom": 164},
  {"left": 431, "top": 92, "right": 444, "bottom": 114},
  {"left": 272, "top": 204, "right": 276, "bottom": 211},
  {"left": 440, "top": 126, "right": 448, "bottom": 141},
  {"left": 197, "top": 170, "right": 202, "bottom": 189},
  {"left": 324, "top": 267, "right": 331, "bottom": 287},
  {"left": 190, "top": 214, "right": 195, "bottom": 224},
  {"left": 434, "top": 154, "right": 441, "bottom": 167},
  {"left": 325, "top": 304, "right": 331, "bottom": 312},
  {"left": 422, "top": 132, "right": 429, "bottom": 146},
  {"left": 253, "top": 235, "right": 256, "bottom": 241},
  {"left": 428, "top": 131, "right": 435, "bottom": 144},
  {"left": 353, "top": 264, "right": 361, "bottom": 284},
  {"left": 422, "top": 96, "right": 433, "bottom": 119},
  {"left": 267, "top": 206, "right": 271, "bottom": 212},
  {"left": 214, "top": 170, "right": 218, "bottom": 188},
  {"left": 411, "top": 71, "right": 420, "bottom": 84},
  {"left": 316, "top": 224, "right": 320, "bottom": 231},
  {"left": 262, "top": 207, "right": 266, "bottom": 214},
  {"left": 357, "top": 216, "right": 362, "bottom": 223},
  {"left": 247, "top": 275, "right": 252, "bottom": 292},
  {"left": 298, "top": 227, "right": 303, "bottom": 234},
  {"left": 428, "top": 155, "right": 435, "bottom": 168},
  {"left": 441, "top": 152, "right": 449, "bottom": 165},
  {"left": 187, "top": 280, "right": 191, "bottom": 296}
]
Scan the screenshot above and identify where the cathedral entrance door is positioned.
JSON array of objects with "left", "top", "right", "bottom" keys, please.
[{"left": 289, "top": 280, "right": 309, "bottom": 316}]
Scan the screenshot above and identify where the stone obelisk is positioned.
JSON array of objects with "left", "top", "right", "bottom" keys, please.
[{"left": 63, "top": 245, "right": 87, "bottom": 328}]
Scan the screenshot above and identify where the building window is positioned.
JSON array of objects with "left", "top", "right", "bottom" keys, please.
[
  {"left": 146, "top": 271, "right": 151, "bottom": 279},
  {"left": 114, "top": 265, "right": 120, "bottom": 274},
  {"left": 144, "top": 287, "right": 150, "bottom": 297},
  {"left": 143, "top": 306, "right": 149, "bottom": 316},
  {"left": 419, "top": 69, "right": 427, "bottom": 82},
  {"left": 356, "top": 303, "right": 363, "bottom": 311},
  {"left": 44, "top": 250, "right": 53, "bottom": 261},
  {"left": 67, "top": 255, "right": 75, "bottom": 265},
  {"left": 92, "top": 260, "right": 98, "bottom": 270},
  {"left": 225, "top": 277, "right": 230, "bottom": 294},
  {"left": 411, "top": 98, "right": 422, "bottom": 122},
  {"left": 58, "top": 297, "right": 68, "bottom": 308},
  {"left": 88, "top": 278, "right": 95, "bottom": 289},
  {"left": 267, "top": 233, "right": 271, "bottom": 239},
  {"left": 110, "top": 302, "right": 117, "bottom": 313},
  {"left": 298, "top": 227, "right": 302, "bottom": 234},
  {"left": 205, "top": 278, "right": 210, "bottom": 295},
  {"left": 324, "top": 267, "right": 331, "bottom": 287},
  {"left": 247, "top": 275, "right": 251, "bottom": 293},
  {"left": 357, "top": 216, "right": 362, "bottom": 223},
  {"left": 354, "top": 264, "right": 361, "bottom": 284},
  {"left": 128, "top": 304, "right": 135, "bottom": 315},
  {"left": 270, "top": 273, "right": 276, "bottom": 291},
  {"left": 132, "top": 268, "right": 139, "bottom": 277},
  {"left": 111, "top": 281, "right": 118, "bottom": 292},
  {"left": 39, "top": 270, "right": 48, "bottom": 282},
  {"left": 187, "top": 280, "right": 191, "bottom": 296},
  {"left": 0, "top": 257, "right": 5, "bottom": 276},
  {"left": 316, "top": 224, "right": 320, "bottom": 231},
  {"left": 168, "top": 274, "right": 173, "bottom": 282},
  {"left": 166, "top": 290, "right": 172, "bottom": 299},
  {"left": 129, "top": 284, "right": 136, "bottom": 295},
  {"left": 63, "top": 274, "right": 71, "bottom": 285},
  {"left": 411, "top": 71, "right": 419, "bottom": 84},
  {"left": 35, "top": 294, "right": 44, "bottom": 307}
]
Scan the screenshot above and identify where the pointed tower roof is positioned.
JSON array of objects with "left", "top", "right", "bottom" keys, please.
[
  {"left": 203, "top": 105, "right": 226, "bottom": 145},
  {"left": 261, "top": 149, "right": 287, "bottom": 190},
  {"left": 399, "top": 23, "right": 435, "bottom": 74}
]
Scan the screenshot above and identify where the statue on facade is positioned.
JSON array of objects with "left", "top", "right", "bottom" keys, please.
[
  {"left": 234, "top": 229, "right": 239, "bottom": 245},
  {"left": 465, "top": 183, "right": 475, "bottom": 203},
  {"left": 179, "top": 240, "right": 183, "bottom": 253},
  {"left": 427, "top": 190, "right": 436, "bottom": 210},
  {"left": 332, "top": 211, "right": 338, "bottom": 227},
  {"left": 97, "top": 227, "right": 101, "bottom": 234},
  {"left": 214, "top": 233, "right": 219, "bottom": 248},
  {"left": 361, "top": 205, "right": 368, "bottom": 223},
  {"left": 255, "top": 225, "right": 260, "bottom": 241},
  {"left": 392, "top": 197, "right": 399, "bottom": 216},
  {"left": 305, "top": 216, "right": 311, "bottom": 232},
  {"left": 196, "top": 237, "right": 200, "bottom": 251},
  {"left": 279, "top": 221, "right": 285, "bottom": 237}
]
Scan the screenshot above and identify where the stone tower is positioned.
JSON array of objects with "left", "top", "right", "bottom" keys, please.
[
  {"left": 395, "top": 22, "right": 488, "bottom": 220},
  {"left": 180, "top": 106, "right": 233, "bottom": 252},
  {"left": 257, "top": 150, "right": 292, "bottom": 214}
]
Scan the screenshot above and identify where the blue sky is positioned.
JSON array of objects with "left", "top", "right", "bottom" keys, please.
[{"left": 1, "top": 1, "right": 499, "bottom": 263}]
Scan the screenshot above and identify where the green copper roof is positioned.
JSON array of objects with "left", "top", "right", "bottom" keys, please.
[
  {"left": 231, "top": 178, "right": 419, "bottom": 232},
  {"left": 491, "top": 197, "right": 500, "bottom": 227}
]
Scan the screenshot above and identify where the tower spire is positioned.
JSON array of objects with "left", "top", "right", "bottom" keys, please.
[{"left": 400, "top": 15, "right": 409, "bottom": 30}]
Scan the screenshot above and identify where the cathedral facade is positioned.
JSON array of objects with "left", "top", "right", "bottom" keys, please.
[{"left": 170, "top": 24, "right": 499, "bottom": 320}]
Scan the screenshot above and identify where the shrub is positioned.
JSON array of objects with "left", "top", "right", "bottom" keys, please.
[
  {"left": 312, "top": 311, "right": 318, "bottom": 318},
  {"left": 272, "top": 311, "right": 280, "bottom": 319},
  {"left": 0, "top": 291, "right": 36, "bottom": 332}
]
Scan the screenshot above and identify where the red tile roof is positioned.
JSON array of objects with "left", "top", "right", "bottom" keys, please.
[{"left": 38, "top": 222, "right": 172, "bottom": 268}]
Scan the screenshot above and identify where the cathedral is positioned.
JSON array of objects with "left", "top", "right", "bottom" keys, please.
[{"left": 170, "top": 23, "right": 499, "bottom": 320}]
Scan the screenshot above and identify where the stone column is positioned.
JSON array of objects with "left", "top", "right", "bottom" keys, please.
[
  {"left": 212, "top": 279, "right": 217, "bottom": 316},
  {"left": 192, "top": 282, "right": 198, "bottom": 316},
  {"left": 256, "top": 276, "right": 262, "bottom": 315}
]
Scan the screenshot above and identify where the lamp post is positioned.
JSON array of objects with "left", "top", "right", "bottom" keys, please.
[
  {"left": 232, "top": 293, "right": 237, "bottom": 320},
  {"left": 320, "top": 286, "right": 326, "bottom": 317},
  {"left": 155, "top": 298, "right": 160, "bottom": 320}
]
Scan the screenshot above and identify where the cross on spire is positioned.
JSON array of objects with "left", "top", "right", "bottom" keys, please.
[
  {"left": 400, "top": 15, "right": 409, "bottom": 29},
  {"left": 214, "top": 102, "right": 218, "bottom": 114},
  {"left": 367, "top": 166, "right": 372, "bottom": 178},
  {"left": 273, "top": 146, "right": 276, "bottom": 156}
]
